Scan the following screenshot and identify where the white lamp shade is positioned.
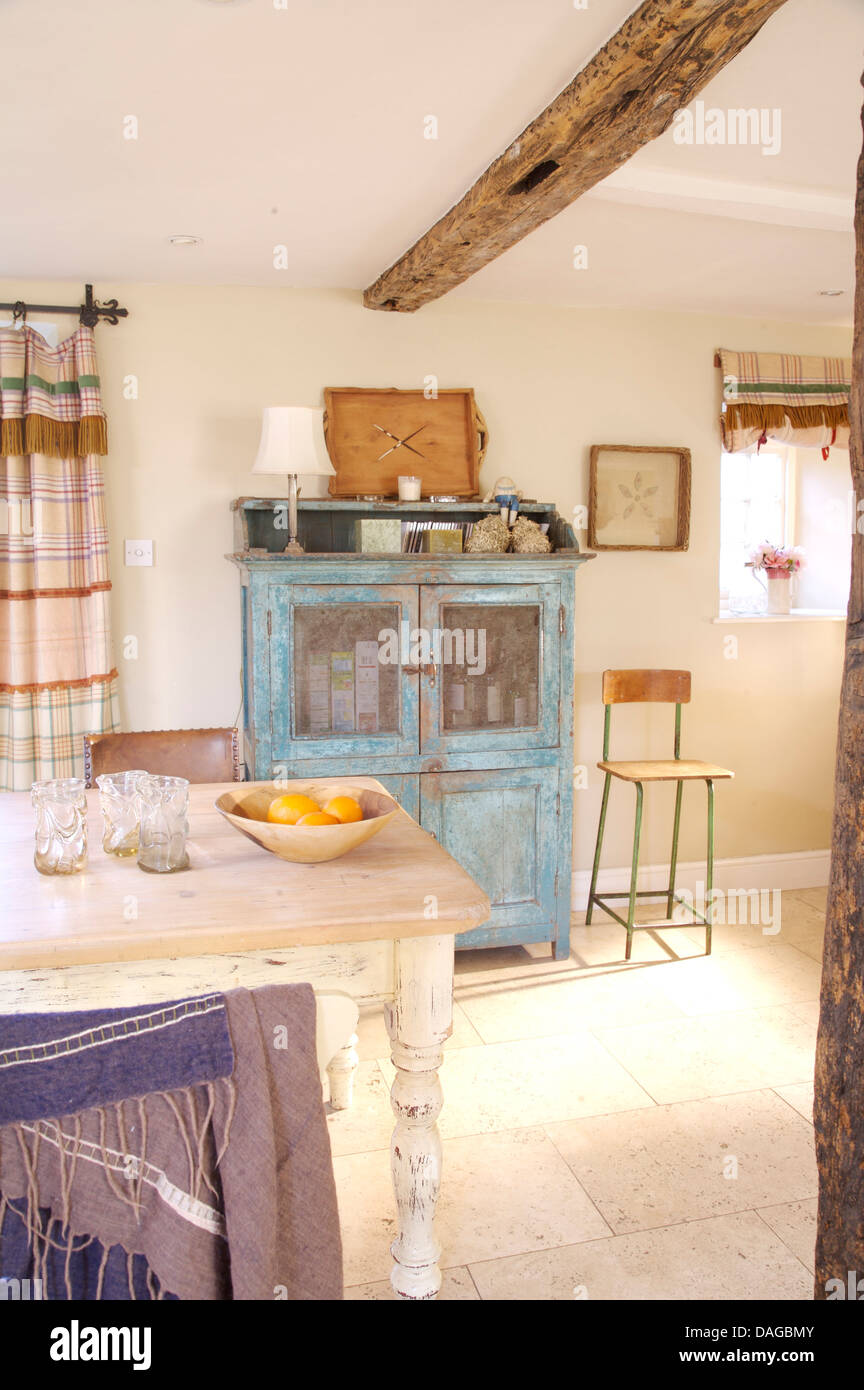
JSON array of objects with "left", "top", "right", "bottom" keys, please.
[{"left": 251, "top": 406, "right": 334, "bottom": 477}]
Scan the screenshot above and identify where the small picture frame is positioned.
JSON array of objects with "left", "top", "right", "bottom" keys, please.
[{"left": 588, "top": 445, "right": 691, "bottom": 551}]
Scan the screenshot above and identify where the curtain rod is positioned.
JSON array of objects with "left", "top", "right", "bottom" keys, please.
[{"left": 0, "top": 284, "right": 128, "bottom": 327}]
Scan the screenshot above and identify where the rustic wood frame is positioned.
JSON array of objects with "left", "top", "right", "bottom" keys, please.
[{"left": 588, "top": 444, "right": 691, "bottom": 552}]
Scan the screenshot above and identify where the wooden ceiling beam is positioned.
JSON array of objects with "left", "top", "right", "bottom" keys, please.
[{"left": 363, "top": 0, "right": 791, "bottom": 312}]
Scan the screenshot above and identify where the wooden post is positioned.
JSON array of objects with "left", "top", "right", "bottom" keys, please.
[{"left": 814, "top": 74, "right": 864, "bottom": 1298}]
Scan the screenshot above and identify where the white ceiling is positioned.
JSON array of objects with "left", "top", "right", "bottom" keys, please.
[{"left": 0, "top": 0, "right": 861, "bottom": 323}]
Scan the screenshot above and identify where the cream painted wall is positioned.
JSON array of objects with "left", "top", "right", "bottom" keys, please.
[{"left": 1, "top": 281, "right": 851, "bottom": 872}]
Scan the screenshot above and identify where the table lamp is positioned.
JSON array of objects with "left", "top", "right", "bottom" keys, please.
[{"left": 251, "top": 406, "right": 335, "bottom": 555}]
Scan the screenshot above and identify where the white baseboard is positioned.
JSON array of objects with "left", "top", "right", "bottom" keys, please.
[{"left": 571, "top": 849, "right": 829, "bottom": 911}]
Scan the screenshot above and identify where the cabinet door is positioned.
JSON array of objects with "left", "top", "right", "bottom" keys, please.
[
  {"left": 418, "top": 583, "right": 561, "bottom": 755},
  {"left": 269, "top": 584, "right": 419, "bottom": 761},
  {"left": 420, "top": 766, "right": 559, "bottom": 947}
]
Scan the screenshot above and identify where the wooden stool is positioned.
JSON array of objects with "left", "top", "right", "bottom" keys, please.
[{"left": 585, "top": 670, "right": 733, "bottom": 959}]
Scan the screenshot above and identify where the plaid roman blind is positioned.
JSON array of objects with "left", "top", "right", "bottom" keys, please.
[
  {"left": 0, "top": 324, "right": 117, "bottom": 790},
  {"left": 719, "top": 348, "right": 852, "bottom": 454}
]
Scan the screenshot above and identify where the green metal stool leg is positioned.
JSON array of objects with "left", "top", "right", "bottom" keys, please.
[
  {"left": 667, "top": 780, "right": 684, "bottom": 918},
  {"left": 586, "top": 772, "right": 611, "bottom": 925},
  {"left": 625, "top": 782, "right": 644, "bottom": 960},
  {"left": 705, "top": 779, "right": 715, "bottom": 955}
]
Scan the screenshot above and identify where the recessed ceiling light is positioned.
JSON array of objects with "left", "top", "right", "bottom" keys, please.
[
  {"left": 818, "top": 288, "right": 844, "bottom": 297},
  {"left": 168, "top": 235, "right": 203, "bottom": 247}
]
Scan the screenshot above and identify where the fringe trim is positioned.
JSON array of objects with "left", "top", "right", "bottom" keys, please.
[
  {"left": 0, "top": 668, "right": 118, "bottom": 695},
  {"left": 723, "top": 402, "right": 849, "bottom": 433},
  {"left": 1, "top": 583, "right": 113, "bottom": 602},
  {"left": 0, "top": 1075, "right": 237, "bottom": 1299},
  {"left": 0, "top": 413, "right": 108, "bottom": 459}
]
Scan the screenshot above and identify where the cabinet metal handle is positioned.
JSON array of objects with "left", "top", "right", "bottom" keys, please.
[{"left": 402, "top": 663, "right": 436, "bottom": 687}]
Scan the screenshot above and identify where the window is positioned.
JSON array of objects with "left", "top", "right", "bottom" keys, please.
[{"left": 719, "top": 445, "right": 850, "bottom": 616}]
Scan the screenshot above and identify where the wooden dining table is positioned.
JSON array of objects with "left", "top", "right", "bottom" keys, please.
[{"left": 0, "top": 776, "right": 490, "bottom": 1300}]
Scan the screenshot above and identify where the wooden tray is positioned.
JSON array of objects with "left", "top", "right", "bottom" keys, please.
[{"left": 323, "top": 387, "right": 487, "bottom": 498}]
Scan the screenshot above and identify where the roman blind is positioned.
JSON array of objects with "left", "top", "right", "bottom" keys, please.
[{"left": 719, "top": 348, "right": 851, "bottom": 454}]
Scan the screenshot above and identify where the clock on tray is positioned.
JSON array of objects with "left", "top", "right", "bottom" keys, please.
[{"left": 322, "top": 387, "right": 487, "bottom": 499}]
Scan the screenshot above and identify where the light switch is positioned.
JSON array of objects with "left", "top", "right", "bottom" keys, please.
[{"left": 125, "top": 539, "right": 153, "bottom": 566}]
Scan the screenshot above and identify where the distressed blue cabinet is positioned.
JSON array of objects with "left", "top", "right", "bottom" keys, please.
[{"left": 230, "top": 498, "right": 592, "bottom": 959}]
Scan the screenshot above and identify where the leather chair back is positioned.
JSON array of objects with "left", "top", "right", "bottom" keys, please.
[{"left": 84, "top": 728, "right": 242, "bottom": 787}]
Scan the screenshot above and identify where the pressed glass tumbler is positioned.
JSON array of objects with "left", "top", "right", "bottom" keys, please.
[
  {"left": 137, "top": 774, "right": 190, "bottom": 873},
  {"left": 31, "top": 778, "right": 88, "bottom": 875},
  {"left": 96, "top": 770, "right": 147, "bottom": 856}
]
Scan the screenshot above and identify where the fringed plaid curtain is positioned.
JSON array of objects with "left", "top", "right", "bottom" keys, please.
[
  {"left": 719, "top": 348, "right": 852, "bottom": 454},
  {"left": 0, "top": 325, "right": 118, "bottom": 791}
]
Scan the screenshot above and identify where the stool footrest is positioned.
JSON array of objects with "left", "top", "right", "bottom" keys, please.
[{"left": 587, "top": 892, "right": 713, "bottom": 931}]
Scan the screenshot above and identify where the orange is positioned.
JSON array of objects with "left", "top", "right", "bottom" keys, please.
[
  {"left": 296, "top": 811, "right": 340, "bottom": 827},
  {"left": 323, "top": 795, "right": 363, "bottom": 824},
  {"left": 266, "top": 793, "right": 320, "bottom": 825}
]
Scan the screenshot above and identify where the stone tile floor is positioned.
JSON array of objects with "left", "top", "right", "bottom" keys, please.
[{"left": 330, "top": 886, "right": 825, "bottom": 1300}]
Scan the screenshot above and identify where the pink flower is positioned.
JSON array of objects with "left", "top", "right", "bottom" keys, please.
[{"left": 749, "top": 541, "right": 805, "bottom": 572}]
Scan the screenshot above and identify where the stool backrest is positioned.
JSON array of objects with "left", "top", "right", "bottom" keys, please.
[
  {"left": 602, "top": 670, "right": 691, "bottom": 705},
  {"left": 600, "top": 669, "right": 691, "bottom": 759}
]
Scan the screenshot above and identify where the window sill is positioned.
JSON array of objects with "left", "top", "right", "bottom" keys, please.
[{"left": 714, "top": 609, "right": 847, "bottom": 624}]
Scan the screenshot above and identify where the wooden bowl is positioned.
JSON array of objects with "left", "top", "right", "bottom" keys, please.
[{"left": 215, "top": 780, "right": 399, "bottom": 864}]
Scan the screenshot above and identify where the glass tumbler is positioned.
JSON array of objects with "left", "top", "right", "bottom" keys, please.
[
  {"left": 137, "top": 775, "right": 190, "bottom": 873},
  {"left": 96, "top": 770, "right": 147, "bottom": 856},
  {"left": 31, "top": 778, "right": 88, "bottom": 875}
]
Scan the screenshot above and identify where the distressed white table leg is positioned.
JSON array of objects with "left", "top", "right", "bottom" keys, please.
[
  {"left": 314, "top": 992, "right": 360, "bottom": 1110},
  {"left": 385, "top": 933, "right": 454, "bottom": 1300},
  {"left": 327, "top": 1032, "right": 359, "bottom": 1110}
]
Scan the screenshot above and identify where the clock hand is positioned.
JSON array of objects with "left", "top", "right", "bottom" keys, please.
[
  {"left": 373, "top": 422, "right": 427, "bottom": 460},
  {"left": 400, "top": 439, "right": 427, "bottom": 459},
  {"left": 388, "top": 422, "right": 430, "bottom": 461},
  {"left": 396, "top": 424, "right": 427, "bottom": 459}
]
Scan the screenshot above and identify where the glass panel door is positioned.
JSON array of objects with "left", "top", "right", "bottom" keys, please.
[
  {"left": 269, "top": 584, "right": 419, "bottom": 760},
  {"left": 419, "top": 583, "right": 561, "bottom": 754}
]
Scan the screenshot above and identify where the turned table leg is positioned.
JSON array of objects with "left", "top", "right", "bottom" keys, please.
[
  {"left": 385, "top": 933, "right": 454, "bottom": 1300},
  {"left": 327, "top": 1032, "right": 359, "bottom": 1110}
]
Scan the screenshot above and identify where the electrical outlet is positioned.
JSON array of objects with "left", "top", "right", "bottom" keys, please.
[{"left": 125, "top": 540, "right": 153, "bottom": 566}]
